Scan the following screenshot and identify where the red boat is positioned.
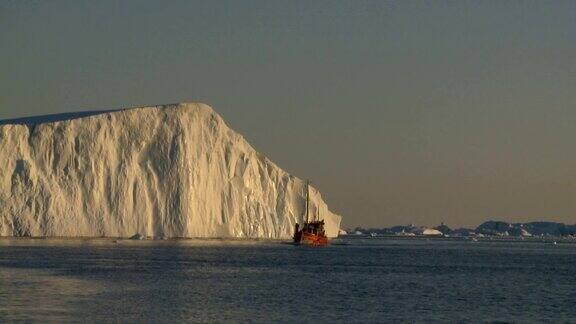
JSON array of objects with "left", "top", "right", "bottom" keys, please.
[{"left": 293, "top": 181, "right": 329, "bottom": 246}]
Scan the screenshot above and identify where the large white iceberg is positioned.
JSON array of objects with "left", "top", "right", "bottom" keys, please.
[{"left": 0, "top": 103, "right": 341, "bottom": 238}]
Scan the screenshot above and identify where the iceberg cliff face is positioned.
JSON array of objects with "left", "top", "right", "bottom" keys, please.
[{"left": 0, "top": 103, "right": 341, "bottom": 238}]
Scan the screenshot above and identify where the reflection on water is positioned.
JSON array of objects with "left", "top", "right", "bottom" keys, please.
[
  {"left": 0, "top": 267, "right": 101, "bottom": 321},
  {"left": 1, "top": 237, "right": 575, "bottom": 322}
]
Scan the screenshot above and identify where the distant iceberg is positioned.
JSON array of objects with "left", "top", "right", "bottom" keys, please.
[
  {"left": 419, "top": 228, "right": 443, "bottom": 236},
  {"left": 0, "top": 103, "right": 341, "bottom": 238}
]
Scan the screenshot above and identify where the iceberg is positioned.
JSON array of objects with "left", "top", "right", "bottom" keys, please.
[{"left": 0, "top": 103, "right": 341, "bottom": 238}]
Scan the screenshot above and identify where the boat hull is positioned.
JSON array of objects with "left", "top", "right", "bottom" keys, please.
[{"left": 294, "top": 231, "right": 328, "bottom": 246}]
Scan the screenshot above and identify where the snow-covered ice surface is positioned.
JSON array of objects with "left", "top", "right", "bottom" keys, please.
[{"left": 0, "top": 103, "right": 341, "bottom": 238}]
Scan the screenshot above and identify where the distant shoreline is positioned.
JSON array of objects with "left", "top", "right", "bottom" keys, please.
[
  {"left": 346, "top": 220, "right": 576, "bottom": 239},
  {"left": 340, "top": 233, "right": 576, "bottom": 243}
]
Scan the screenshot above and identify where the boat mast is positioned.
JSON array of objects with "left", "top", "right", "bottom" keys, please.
[{"left": 305, "top": 180, "right": 309, "bottom": 223}]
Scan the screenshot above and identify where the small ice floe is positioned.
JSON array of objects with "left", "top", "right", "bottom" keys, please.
[{"left": 129, "top": 233, "right": 144, "bottom": 240}]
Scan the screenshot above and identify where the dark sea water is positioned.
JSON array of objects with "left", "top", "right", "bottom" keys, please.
[{"left": 0, "top": 237, "right": 575, "bottom": 322}]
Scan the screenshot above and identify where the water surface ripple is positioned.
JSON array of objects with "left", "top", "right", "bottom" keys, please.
[{"left": 0, "top": 237, "right": 574, "bottom": 322}]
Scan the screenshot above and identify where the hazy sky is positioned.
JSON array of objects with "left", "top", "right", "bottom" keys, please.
[{"left": 2, "top": 1, "right": 576, "bottom": 228}]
